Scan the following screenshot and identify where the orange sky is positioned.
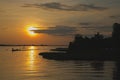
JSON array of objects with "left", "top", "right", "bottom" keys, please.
[{"left": 0, "top": 0, "right": 120, "bottom": 45}]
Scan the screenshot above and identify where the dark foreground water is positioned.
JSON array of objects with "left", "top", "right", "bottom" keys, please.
[{"left": 0, "top": 46, "right": 120, "bottom": 80}]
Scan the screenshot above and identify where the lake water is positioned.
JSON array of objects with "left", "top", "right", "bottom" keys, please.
[{"left": 0, "top": 46, "right": 120, "bottom": 80}]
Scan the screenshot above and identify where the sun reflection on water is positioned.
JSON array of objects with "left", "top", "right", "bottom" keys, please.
[
  {"left": 24, "top": 46, "right": 49, "bottom": 78},
  {"left": 27, "top": 46, "right": 36, "bottom": 70}
]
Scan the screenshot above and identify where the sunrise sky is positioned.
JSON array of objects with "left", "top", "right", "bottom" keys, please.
[{"left": 0, "top": 0, "right": 120, "bottom": 45}]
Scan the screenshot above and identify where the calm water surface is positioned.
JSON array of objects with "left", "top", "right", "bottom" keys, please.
[{"left": 0, "top": 46, "right": 120, "bottom": 80}]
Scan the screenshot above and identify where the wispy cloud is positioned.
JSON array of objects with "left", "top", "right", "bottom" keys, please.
[
  {"left": 0, "top": 9, "right": 6, "bottom": 14},
  {"left": 109, "top": 15, "right": 120, "bottom": 19},
  {"left": 79, "top": 22, "right": 94, "bottom": 26},
  {"left": 22, "top": 2, "right": 108, "bottom": 11},
  {"left": 31, "top": 25, "right": 78, "bottom": 36},
  {"left": 80, "top": 25, "right": 112, "bottom": 32},
  {"left": 79, "top": 22, "right": 112, "bottom": 32},
  {"left": 0, "top": 26, "right": 8, "bottom": 31}
]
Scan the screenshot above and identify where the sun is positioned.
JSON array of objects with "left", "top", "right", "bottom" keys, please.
[{"left": 27, "top": 26, "right": 37, "bottom": 36}]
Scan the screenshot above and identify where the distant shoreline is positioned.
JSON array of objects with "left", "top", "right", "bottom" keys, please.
[{"left": 0, "top": 44, "right": 67, "bottom": 46}]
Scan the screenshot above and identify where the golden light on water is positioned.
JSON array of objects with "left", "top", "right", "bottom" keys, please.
[
  {"left": 26, "top": 46, "right": 47, "bottom": 71},
  {"left": 28, "top": 46, "right": 35, "bottom": 70}
]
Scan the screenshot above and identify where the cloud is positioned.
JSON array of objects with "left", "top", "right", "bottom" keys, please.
[
  {"left": 31, "top": 25, "right": 78, "bottom": 36},
  {"left": 0, "top": 9, "right": 6, "bottom": 14},
  {"left": 109, "top": 15, "right": 120, "bottom": 19},
  {"left": 0, "top": 26, "right": 9, "bottom": 31},
  {"left": 79, "top": 22, "right": 93, "bottom": 26},
  {"left": 80, "top": 25, "right": 112, "bottom": 32},
  {"left": 22, "top": 2, "right": 108, "bottom": 11},
  {"left": 79, "top": 22, "right": 112, "bottom": 32}
]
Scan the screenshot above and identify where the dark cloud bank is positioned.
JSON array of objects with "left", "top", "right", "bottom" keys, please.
[
  {"left": 31, "top": 24, "right": 112, "bottom": 36},
  {"left": 31, "top": 25, "right": 78, "bottom": 36},
  {"left": 22, "top": 2, "right": 108, "bottom": 11}
]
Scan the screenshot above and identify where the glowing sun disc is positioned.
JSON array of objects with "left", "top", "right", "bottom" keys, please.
[{"left": 27, "top": 26, "right": 37, "bottom": 36}]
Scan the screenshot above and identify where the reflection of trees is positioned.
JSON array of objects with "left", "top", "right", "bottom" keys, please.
[
  {"left": 72, "top": 61, "right": 120, "bottom": 80},
  {"left": 113, "top": 62, "right": 120, "bottom": 80},
  {"left": 91, "top": 61, "right": 104, "bottom": 71},
  {"left": 73, "top": 61, "right": 105, "bottom": 71}
]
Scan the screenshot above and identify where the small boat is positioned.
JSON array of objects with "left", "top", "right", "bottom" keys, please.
[
  {"left": 12, "top": 48, "right": 21, "bottom": 51},
  {"left": 11, "top": 48, "right": 40, "bottom": 52}
]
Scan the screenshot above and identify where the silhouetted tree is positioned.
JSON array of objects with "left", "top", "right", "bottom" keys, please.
[
  {"left": 68, "top": 23, "right": 120, "bottom": 54},
  {"left": 74, "top": 34, "right": 83, "bottom": 41},
  {"left": 112, "top": 23, "right": 120, "bottom": 40},
  {"left": 93, "top": 32, "right": 104, "bottom": 40}
]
